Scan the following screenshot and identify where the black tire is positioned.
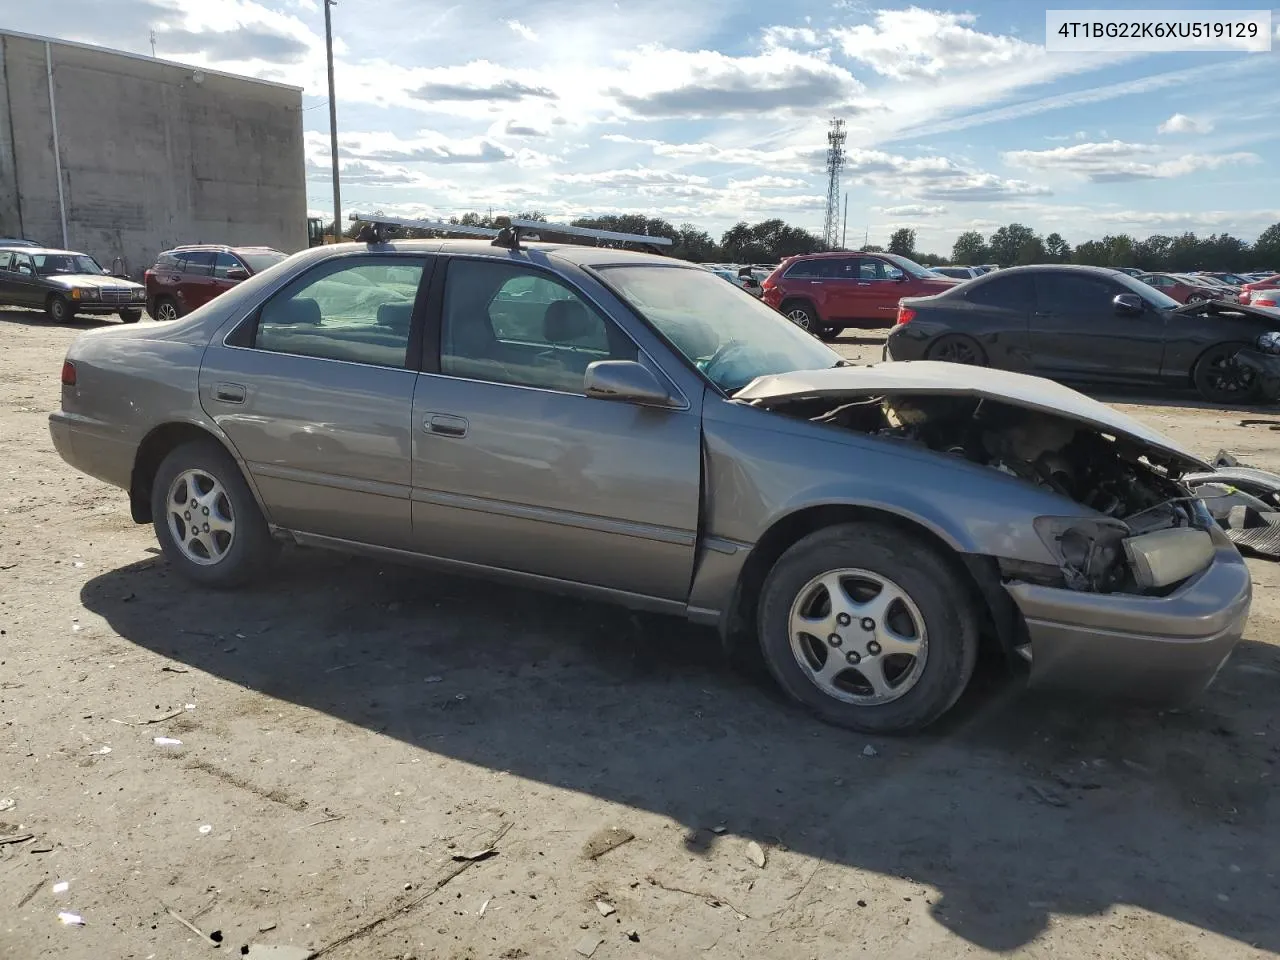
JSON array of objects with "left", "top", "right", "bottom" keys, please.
[
  {"left": 150, "top": 439, "right": 278, "bottom": 588},
  {"left": 926, "top": 333, "right": 987, "bottom": 366},
  {"left": 1193, "top": 341, "right": 1257, "bottom": 404},
  {"left": 119, "top": 309, "right": 142, "bottom": 324},
  {"left": 46, "top": 294, "right": 72, "bottom": 323},
  {"left": 757, "top": 522, "right": 978, "bottom": 734},
  {"left": 153, "top": 296, "right": 181, "bottom": 322},
  {"left": 782, "top": 301, "right": 819, "bottom": 335}
]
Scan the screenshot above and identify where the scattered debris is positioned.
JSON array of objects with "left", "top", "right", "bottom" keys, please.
[
  {"left": 857, "top": 899, "right": 867, "bottom": 908},
  {"left": 298, "top": 816, "right": 343, "bottom": 830},
  {"left": 581, "top": 827, "right": 635, "bottom": 861},
  {"left": 862, "top": 745, "right": 878, "bottom": 758},
  {"left": 626, "top": 930, "right": 640, "bottom": 943},
  {"left": 424, "top": 676, "right": 443, "bottom": 683},
  {"left": 115, "top": 707, "right": 190, "bottom": 725},
  {"left": 91, "top": 747, "right": 112, "bottom": 756},
  {"left": 17, "top": 879, "right": 43, "bottom": 909},
  {"left": 478, "top": 898, "right": 490, "bottom": 917},
  {"left": 258, "top": 922, "right": 277, "bottom": 933},
  {"left": 160, "top": 666, "right": 189, "bottom": 674},
  {"left": 645, "top": 877, "right": 750, "bottom": 920},
  {"left": 241, "top": 946, "right": 312, "bottom": 960},
  {"left": 746, "top": 841, "right": 767, "bottom": 869},
  {"left": 57, "top": 912, "right": 85, "bottom": 926},
  {"left": 452, "top": 828, "right": 507, "bottom": 863},
  {"left": 52, "top": 882, "right": 69, "bottom": 894},
  {"left": 162, "top": 903, "right": 219, "bottom": 946},
  {"left": 574, "top": 934, "right": 604, "bottom": 957},
  {"left": 594, "top": 900, "right": 616, "bottom": 917},
  {"left": 29, "top": 846, "right": 54, "bottom": 854},
  {"left": 0, "top": 833, "right": 34, "bottom": 846},
  {"left": 309, "top": 822, "right": 512, "bottom": 957},
  {"left": 711, "top": 825, "right": 727, "bottom": 835},
  {"left": 154, "top": 737, "right": 183, "bottom": 747},
  {"left": 1028, "top": 784, "right": 1068, "bottom": 808},
  {"left": 199, "top": 825, "right": 213, "bottom": 835},
  {"left": 0, "top": 798, "right": 14, "bottom": 812}
]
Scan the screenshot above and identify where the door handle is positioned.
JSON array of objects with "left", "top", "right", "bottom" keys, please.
[
  {"left": 857, "top": 281, "right": 871, "bottom": 286},
  {"left": 213, "top": 382, "right": 246, "bottom": 403},
  {"left": 425, "top": 413, "right": 468, "bottom": 438}
]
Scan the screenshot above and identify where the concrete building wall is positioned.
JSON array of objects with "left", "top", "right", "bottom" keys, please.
[{"left": 0, "top": 32, "right": 306, "bottom": 278}]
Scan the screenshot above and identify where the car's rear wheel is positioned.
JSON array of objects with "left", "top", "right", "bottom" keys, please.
[
  {"left": 782, "top": 301, "right": 819, "bottom": 335},
  {"left": 1193, "top": 341, "right": 1257, "bottom": 404},
  {"left": 46, "top": 294, "right": 72, "bottom": 323},
  {"left": 119, "top": 309, "right": 142, "bottom": 324},
  {"left": 151, "top": 439, "right": 278, "bottom": 588},
  {"left": 757, "top": 522, "right": 978, "bottom": 734},
  {"left": 926, "top": 333, "right": 987, "bottom": 366},
  {"left": 153, "top": 296, "right": 180, "bottom": 322}
]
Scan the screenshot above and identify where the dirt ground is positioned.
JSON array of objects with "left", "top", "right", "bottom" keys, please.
[{"left": 2, "top": 310, "right": 1279, "bottom": 960}]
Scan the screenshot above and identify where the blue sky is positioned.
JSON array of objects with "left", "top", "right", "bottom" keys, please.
[{"left": 6, "top": 0, "right": 1279, "bottom": 254}]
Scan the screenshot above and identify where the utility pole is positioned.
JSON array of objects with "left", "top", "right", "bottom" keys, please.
[
  {"left": 149, "top": 30, "right": 157, "bottom": 57},
  {"left": 324, "top": 0, "right": 341, "bottom": 240},
  {"left": 821, "top": 118, "right": 846, "bottom": 250}
]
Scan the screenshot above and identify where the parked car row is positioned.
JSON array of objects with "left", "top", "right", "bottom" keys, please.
[
  {"left": 0, "top": 240, "right": 287, "bottom": 323},
  {"left": 49, "top": 219, "right": 1254, "bottom": 736}
]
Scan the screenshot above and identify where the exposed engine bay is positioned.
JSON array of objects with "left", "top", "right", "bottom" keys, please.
[{"left": 762, "top": 391, "right": 1215, "bottom": 594}]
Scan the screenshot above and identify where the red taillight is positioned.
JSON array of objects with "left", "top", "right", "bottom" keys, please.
[
  {"left": 61, "top": 360, "right": 76, "bottom": 386},
  {"left": 896, "top": 305, "right": 916, "bottom": 325}
]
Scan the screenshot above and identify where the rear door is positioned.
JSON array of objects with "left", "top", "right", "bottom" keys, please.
[
  {"left": 409, "top": 256, "right": 702, "bottom": 600},
  {"left": 1029, "top": 272, "right": 1165, "bottom": 381},
  {"left": 200, "top": 254, "right": 430, "bottom": 548},
  {"left": 179, "top": 251, "right": 217, "bottom": 312}
]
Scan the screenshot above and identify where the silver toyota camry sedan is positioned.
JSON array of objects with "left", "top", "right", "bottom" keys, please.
[{"left": 49, "top": 219, "right": 1252, "bottom": 733}]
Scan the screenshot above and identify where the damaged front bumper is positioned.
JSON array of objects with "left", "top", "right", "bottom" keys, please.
[{"left": 1004, "top": 533, "right": 1251, "bottom": 703}]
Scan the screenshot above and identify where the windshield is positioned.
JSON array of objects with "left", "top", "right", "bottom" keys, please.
[
  {"left": 34, "top": 253, "right": 103, "bottom": 275},
  {"left": 880, "top": 253, "right": 945, "bottom": 279},
  {"left": 1120, "top": 273, "right": 1181, "bottom": 309},
  {"left": 597, "top": 264, "right": 841, "bottom": 393},
  {"left": 239, "top": 250, "right": 287, "bottom": 273}
]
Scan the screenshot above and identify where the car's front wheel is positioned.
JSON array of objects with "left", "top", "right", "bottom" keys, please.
[
  {"left": 1193, "top": 341, "right": 1257, "bottom": 404},
  {"left": 119, "top": 309, "right": 142, "bottom": 324},
  {"left": 46, "top": 294, "right": 72, "bottom": 323},
  {"left": 758, "top": 522, "right": 978, "bottom": 733},
  {"left": 151, "top": 439, "right": 278, "bottom": 588}
]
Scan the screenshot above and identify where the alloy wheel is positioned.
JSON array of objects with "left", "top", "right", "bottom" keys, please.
[
  {"left": 156, "top": 301, "right": 179, "bottom": 322},
  {"left": 932, "top": 337, "right": 980, "bottom": 364},
  {"left": 787, "top": 568, "right": 929, "bottom": 705},
  {"left": 166, "top": 469, "right": 236, "bottom": 566},
  {"left": 787, "top": 308, "right": 811, "bottom": 330}
]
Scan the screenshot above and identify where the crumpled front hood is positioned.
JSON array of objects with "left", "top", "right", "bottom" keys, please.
[{"left": 735, "top": 360, "right": 1212, "bottom": 473}]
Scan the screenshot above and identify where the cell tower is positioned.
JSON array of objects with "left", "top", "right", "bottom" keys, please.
[{"left": 822, "top": 118, "right": 846, "bottom": 249}]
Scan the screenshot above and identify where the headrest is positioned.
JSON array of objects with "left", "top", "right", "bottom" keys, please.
[
  {"left": 377, "top": 300, "right": 413, "bottom": 332},
  {"left": 278, "top": 297, "right": 321, "bottom": 325},
  {"left": 543, "top": 299, "right": 592, "bottom": 344}
]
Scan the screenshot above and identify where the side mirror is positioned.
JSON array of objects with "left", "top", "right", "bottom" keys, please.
[
  {"left": 584, "top": 360, "right": 677, "bottom": 407},
  {"left": 226, "top": 266, "right": 249, "bottom": 281},
  {"left": 1114, "top": 293, "right": 1144, "bottom": 316},
  {"left": 893, "top": 273, "right": 906, "bottom": 282}
]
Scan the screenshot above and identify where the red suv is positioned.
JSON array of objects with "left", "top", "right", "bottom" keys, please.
[
  {"left": 762, "top": 252, "right": 959, "bottom": 339},
  {"left": 145, "top": 245, "right": 287, "bottom": 320}
]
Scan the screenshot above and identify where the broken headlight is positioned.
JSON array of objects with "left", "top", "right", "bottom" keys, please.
[
  {"left": 1033, "top": 516, "right": 1130, "bottom": 592},
  {"left": 1256, "top": 331, "right": 1280, "bottom": 356}
]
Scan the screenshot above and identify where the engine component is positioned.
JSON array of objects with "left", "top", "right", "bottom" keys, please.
[{"left": 1123, "top": 528, "right": 1215, "bottom": 589}]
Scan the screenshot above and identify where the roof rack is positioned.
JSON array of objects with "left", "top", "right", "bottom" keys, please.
[
  {"left": 348, "top": 211, "right": 672, "bottom": 254},
  {"left": 348, "top": 213, "right": 500, "bottom": 244}
]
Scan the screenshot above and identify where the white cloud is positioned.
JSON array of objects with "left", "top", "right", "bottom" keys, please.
[
  {"left": 1158, "top": 113, "right": 1213, "bottom": 135},
  {"left": 874, "top": 204, "right": 949, "bottom": 217},
  {"left": 727, "top": 175, "right": 812, "bottom": 190},
  {"left": 832, "top": 7, "right": 1041, "bottom": 80},
  {"left": 841, "top": 147, "right": 1050, "bottom": 202},
  {"left": 505, "top": 19, "right": 538, "bottom": 42},
  {"left": 601, "top": 134, "right": 824, "bottom": 171},
  {"left": 552, "top": 167, "right": 711, "bottom": 188},
  {"left": 1003, "top": 140, "right": 1259, "bottom": 182},
  {"left": 607, "top": 45, "right": 867, "bottom": 118}
]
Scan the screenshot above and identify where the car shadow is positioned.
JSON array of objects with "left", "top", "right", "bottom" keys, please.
[
  {"left": 0, "top": 307, "right": 119, "bottom": 328},
  {"left": 81, "top": 548, "right": 1280, "bottom": 952}
]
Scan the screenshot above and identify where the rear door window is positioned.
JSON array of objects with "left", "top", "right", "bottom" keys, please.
[{"left": 966, "top": 274, "right": 1034, "bottom": 309}]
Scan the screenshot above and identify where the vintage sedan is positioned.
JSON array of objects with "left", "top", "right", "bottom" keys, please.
[
  {"left": 49, "top": 230, "right": 1251, "bottom": 733},
  {"left": 0, "top": 246, "right": 147, "bottom": 322}
]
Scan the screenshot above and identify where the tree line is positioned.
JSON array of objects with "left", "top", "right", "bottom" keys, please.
[{"left": 346, "top": 211, "right": 1280, "bottom": 272}]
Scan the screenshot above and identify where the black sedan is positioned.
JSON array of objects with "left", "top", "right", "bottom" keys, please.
[
  {"left": 0, "top": 246, "right": 146, "bottom": 323},
  {"left": 885, "top": 264, "right": 1280, "bottom": 403}
]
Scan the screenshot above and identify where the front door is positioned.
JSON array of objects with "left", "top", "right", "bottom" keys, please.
[
  {"left": 833, "top": 256, "right": 907, "bottom": 323},
  {"left": 6, "top": 252, "right": 42, "bottom": 307},
  {"left": 199, "top": 254, "right": 431, "bottom": 548},
  {"left": 411, "top": 256, "right": 702, "bottom": 601},
  {"left": 211, "top": 253, "right": 246, "bottom": 302},
  {"left": 1029, "top": 272, "right": 1166, "bottom": 381}
]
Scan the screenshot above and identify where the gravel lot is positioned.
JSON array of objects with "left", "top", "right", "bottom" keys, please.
[{"left": 3, "top": 310, "right": 1279, "bottom": 960}]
